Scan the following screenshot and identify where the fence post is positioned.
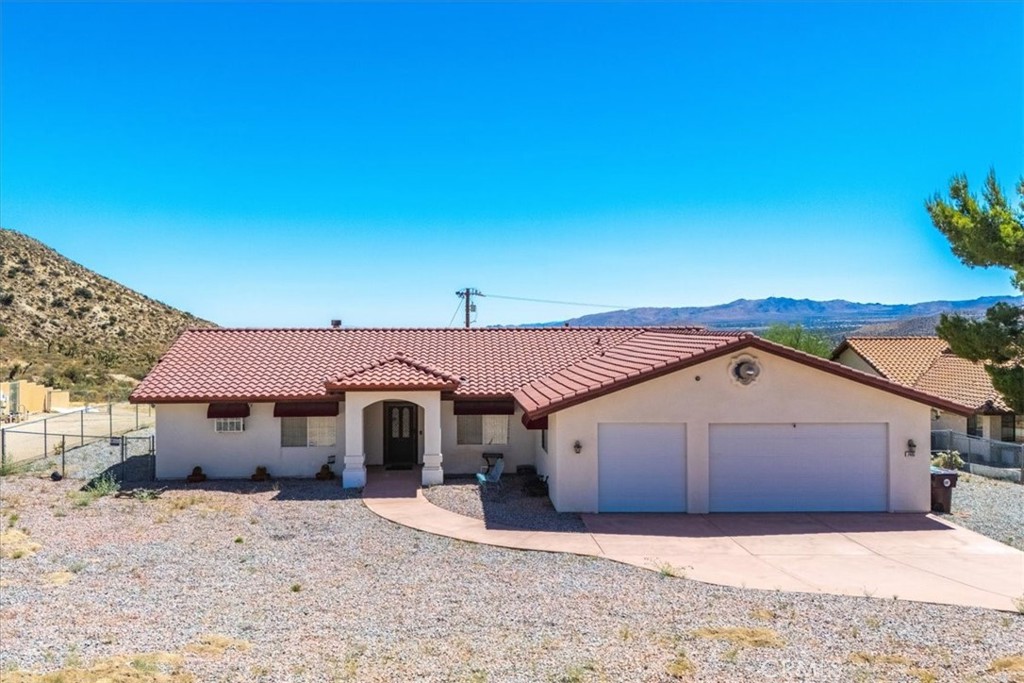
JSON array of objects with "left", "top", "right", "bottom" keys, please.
[
  {"left": 80, "top": 409, "right": 84, "bottom": 448},
  {"left": 120, "top": 438, "right": 126, "bottom": 482},
  {"left": 61, "top": 436, "right": 66, "bottom": 479},
  {"left": 108, "top": 403, "right": 113, "bottom": 438},
  {"left": 43, "top": 418, "right": 48, "bottom": 463},
  {"left": 135, "top": 404, "right": 139, "bottom": 431},
  {"left": 1, "top": 428, "right": 5, "bottom": 468}
]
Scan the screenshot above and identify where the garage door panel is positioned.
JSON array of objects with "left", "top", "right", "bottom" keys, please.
[
  {"left": 710, "top": 423, "right": 887, "bottom": 512},
  {"left": 599, "top": 423, "right": 686, "bottom": 512}
]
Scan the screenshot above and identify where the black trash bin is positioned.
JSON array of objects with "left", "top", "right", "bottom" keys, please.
[{"left": 930, "top": 466, "right": 959, "bottom": 513}]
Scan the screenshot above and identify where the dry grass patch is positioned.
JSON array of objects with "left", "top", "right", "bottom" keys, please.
[
  {"left": 691, "top": 627, "right": 783, "bottom": 648},
  {"left": 155, "top": 493, "right": 243, "bottom": 523},
  {"left": 0, "top": 527, "right": 41, "bottom": 559},
  {"left": 750, "top": 608, "right": 778, "bottom": 621},
  {"left": 44, "top": 571, "right": 75, "bottom": 586},
  {"left": 2, "top": 652, "right": 191, "bottom": 682},
  {"left": 184, "top": 633, "right": 251, "bottom": 656},
  {"left": 665, "top": 651, "right": 695, "bottom": 678},
  {"left": 989, "top": 655, "right": 1024, "bottom": 673},
  {"left": 848, "top": 652, "right": 913, "bottom": 666}
]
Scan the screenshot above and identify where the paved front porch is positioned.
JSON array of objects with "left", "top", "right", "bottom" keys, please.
[{"left": 362, "top": 469, "right": 1024, "bottom": 612}]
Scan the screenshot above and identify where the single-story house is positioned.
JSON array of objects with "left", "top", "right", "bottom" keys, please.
[
  {"left": 130, "top": 327, "right": 968, "bottom": 513},
  {"left": 832, "top": 336, "right": 1021, "bottom": 443}
]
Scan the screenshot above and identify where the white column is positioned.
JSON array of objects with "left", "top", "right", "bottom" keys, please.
[
  {"left": 342, "top": 399, "right": 366, "bottom": 488},
  {"left": 421, "top": 393, "right": 444, "bottom": 486}
]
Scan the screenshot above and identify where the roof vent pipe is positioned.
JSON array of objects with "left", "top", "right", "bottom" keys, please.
[{"left": 330, "top": 320, "right": 342, "bottom": 328}]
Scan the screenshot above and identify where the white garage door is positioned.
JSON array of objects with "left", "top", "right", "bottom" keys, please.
[
  {"left": 709, "top": 423, "right": 888, "bottom": 512},
  {"left": 598, "top": 423, "right": 686, "bottom": 512}
]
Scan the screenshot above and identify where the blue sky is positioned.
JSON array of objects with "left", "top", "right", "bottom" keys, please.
[{"left": 2, "top": 1, "right": 1021, "bottom": 327}]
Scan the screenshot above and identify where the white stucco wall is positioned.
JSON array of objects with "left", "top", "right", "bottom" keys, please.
[
  {"left": 547, "top": 350, "right": 934, "bottom": 514},
  {"left": 439, "top": 402, "right": 536, "bottom": 475},
  {"left": 932, "top": 412, "right": 967, "bottom": 433},
  {"left": 154, "top": 403, "right": 344, "bottom": 479},
  {"left": 835, "top": 348, "right": 880, "bottom": 376}
]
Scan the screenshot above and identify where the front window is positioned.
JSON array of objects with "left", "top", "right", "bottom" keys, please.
[
  {"left": 966, "top": 415, "right": 982, "bottom": 438},
  {"left": 281, "top": 416, "right": 336, "bottom": 447},
  {"left": 1001, "top": 414, "right": 1015, "bottom": 442},
  {"left": 457, "top": 414, "right": 509, "bottom": 445}
]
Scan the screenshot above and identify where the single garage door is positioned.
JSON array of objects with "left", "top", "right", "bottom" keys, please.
[
  {"left": 599, "top": 423, "right": 686, "bottom": 512},
  {"left": 709, "top": 423, "right": 887, "bottom": 512}
]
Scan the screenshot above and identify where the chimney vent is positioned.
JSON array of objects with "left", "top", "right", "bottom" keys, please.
[{"left": 330, "top": 319, "right": 342, "bottom": 328}]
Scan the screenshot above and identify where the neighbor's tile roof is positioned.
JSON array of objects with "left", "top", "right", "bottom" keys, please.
[
  {"left": 130, "top": 327, "right": 971, "bottom": 418},
  {"left": 834, "top": 337, "right": 1008, "bottom": 412}
]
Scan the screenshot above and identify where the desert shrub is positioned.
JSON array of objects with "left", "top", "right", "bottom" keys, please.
[
  {"left": 931, "top": 450, "right": 965, "bottom": 470},
  {"left": 0, "top": 291, "right": 13, "bottom": 306},
  {"left": 73, "top": 286, "right": 94, "bottom": 299}
]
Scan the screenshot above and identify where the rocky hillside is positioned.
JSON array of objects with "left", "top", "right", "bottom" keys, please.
[{"left": 0, "top": 228, "right": 214, "bottom": 401}]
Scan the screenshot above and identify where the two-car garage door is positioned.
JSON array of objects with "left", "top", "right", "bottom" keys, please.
[
  {"left": 597, "top": 422, "right": 888, "bottom": 513},
  {"left": 709, "top": 423, "right": 888, "bottom": 512}
]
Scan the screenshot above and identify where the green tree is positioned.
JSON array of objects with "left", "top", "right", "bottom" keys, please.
[
  {"left": 926, "top": 170, "right": 1024, "bottom": 413},
  {"left": 761, "top": 323, "right": 833, "bottom": 358}
]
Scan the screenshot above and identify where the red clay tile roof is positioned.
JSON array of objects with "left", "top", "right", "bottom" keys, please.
[
  {"left": 131, "top": 327, "right": 652, "bottom": 402},
  {"left": 325, "top": 354, "right": 461, "bottom": 391},
  {"left": 514, "top": 333, "right": 973, "bottom": 419},
  {"left": 833, "top": 337, "right": 1008, "bottom": 412},
  {"left": 131, "top": 327, "right": 972, "bottom": 420}
]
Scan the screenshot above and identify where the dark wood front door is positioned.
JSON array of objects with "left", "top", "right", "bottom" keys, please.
[{"left": 384, "top": 403, "right": 418, "bottom": 469}]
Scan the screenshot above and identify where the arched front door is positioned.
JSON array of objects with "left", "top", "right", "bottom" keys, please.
[{"left": 383, "top": 401, "right": 418, "bottom": 469}]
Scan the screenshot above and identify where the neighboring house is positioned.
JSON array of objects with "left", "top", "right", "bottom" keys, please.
[
  {"left": 130, "top": 327, "right": 966, "bottom": 514},
  {"left": 832, "top": 337, "right": 1021, "bottom": 444}
]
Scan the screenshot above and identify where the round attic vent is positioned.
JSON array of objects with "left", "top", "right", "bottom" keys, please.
[{"left": 730, "top": 355, "right": 761, "bottom": 386}]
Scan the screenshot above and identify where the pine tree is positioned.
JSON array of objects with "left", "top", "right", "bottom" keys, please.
[{"left": 926, "top": 170, "right": 1024, "bottom": 412}]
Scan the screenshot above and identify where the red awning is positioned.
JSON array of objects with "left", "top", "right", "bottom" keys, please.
[
  {"left": 273, "top": 401, "right": 340, "bottom": 418},
  {"left": 207, "top": 403, "right": 251, "bottom": 419},
  {"left": 453, "top": 399, "right": 515, "bottom": 415}
]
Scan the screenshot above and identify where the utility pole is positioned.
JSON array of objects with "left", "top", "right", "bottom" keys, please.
[{"left": 455, "top": 288, "right": 482, "bottom": 328}]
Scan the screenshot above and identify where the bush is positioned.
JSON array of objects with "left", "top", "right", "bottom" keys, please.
[
  {"left": 73, "top": 286, "right": 94, "bottom": 300},
  {"left": 931, "top": 450, "right": 965, "bottom": 470},
  {"left": 0, "top": 291, "right": 13, "bottom": 306}
]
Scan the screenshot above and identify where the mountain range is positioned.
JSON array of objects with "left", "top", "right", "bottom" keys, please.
[{"left": 532, "top": 296, "right": 1022, "bottom": 338}]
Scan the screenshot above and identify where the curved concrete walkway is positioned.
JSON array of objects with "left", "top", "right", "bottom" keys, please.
[{"left": 362, "top": 470, "right": 1024, "bottom": 612}]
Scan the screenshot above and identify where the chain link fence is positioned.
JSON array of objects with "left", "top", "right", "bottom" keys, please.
[
  {"left": 931, "top": 429, "right": 1024, "bottom": 483},
  {"left": 1, "top": 403, "right": 154, "bottom": 466}
]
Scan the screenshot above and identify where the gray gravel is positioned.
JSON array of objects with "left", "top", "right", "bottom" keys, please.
[
  {"left": 0, "top": 474, "right": 1022, "bottom": 683},
  {"left": 936, "top": 473, "right": 1024, "bottom": 551},
  {"left": 423, "top": 474, "right": 587, "bottom": 533},
  {"left": 9, "top": 427, "right": 155, "bottom": 484}
]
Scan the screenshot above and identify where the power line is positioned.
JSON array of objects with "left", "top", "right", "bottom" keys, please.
[
  {"left": 445, "top": 298, "right": 464, "bottom": 328},
  {"left": 481, "top": 293, "right": 627, "bottom": 309}
]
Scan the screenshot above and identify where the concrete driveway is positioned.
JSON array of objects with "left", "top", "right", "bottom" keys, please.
[
  {"left": 363, "top": 470, "right": 1024, "bottom": 612},
  {"left": 581, "top": 512, "right": 1023, "bottom": 611}
]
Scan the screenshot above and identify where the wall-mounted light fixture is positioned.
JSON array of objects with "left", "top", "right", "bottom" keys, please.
[
  {"left": 905, "top": 439, "right": 917, "bottom": 457},
  {"left": 931, "top": 408, "right": 942, "bottom": 421},
  {"left": 573, "top": 440, "right": 582, "bottom": 454}
]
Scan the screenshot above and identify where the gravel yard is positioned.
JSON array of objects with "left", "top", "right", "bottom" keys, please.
[
  {"left": 423, "top": 475, "right": 586, "bottom": 532},
  {"left": 1, "top": 473, "right": 1022, "bottom": 682},
  {"left": 936, "top": 474, "right": 1024, "bottom": 551}
]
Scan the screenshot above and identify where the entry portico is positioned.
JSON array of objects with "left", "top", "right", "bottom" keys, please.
[{"left": 341, "top": 390, "right": 444, "bottom": 488}]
